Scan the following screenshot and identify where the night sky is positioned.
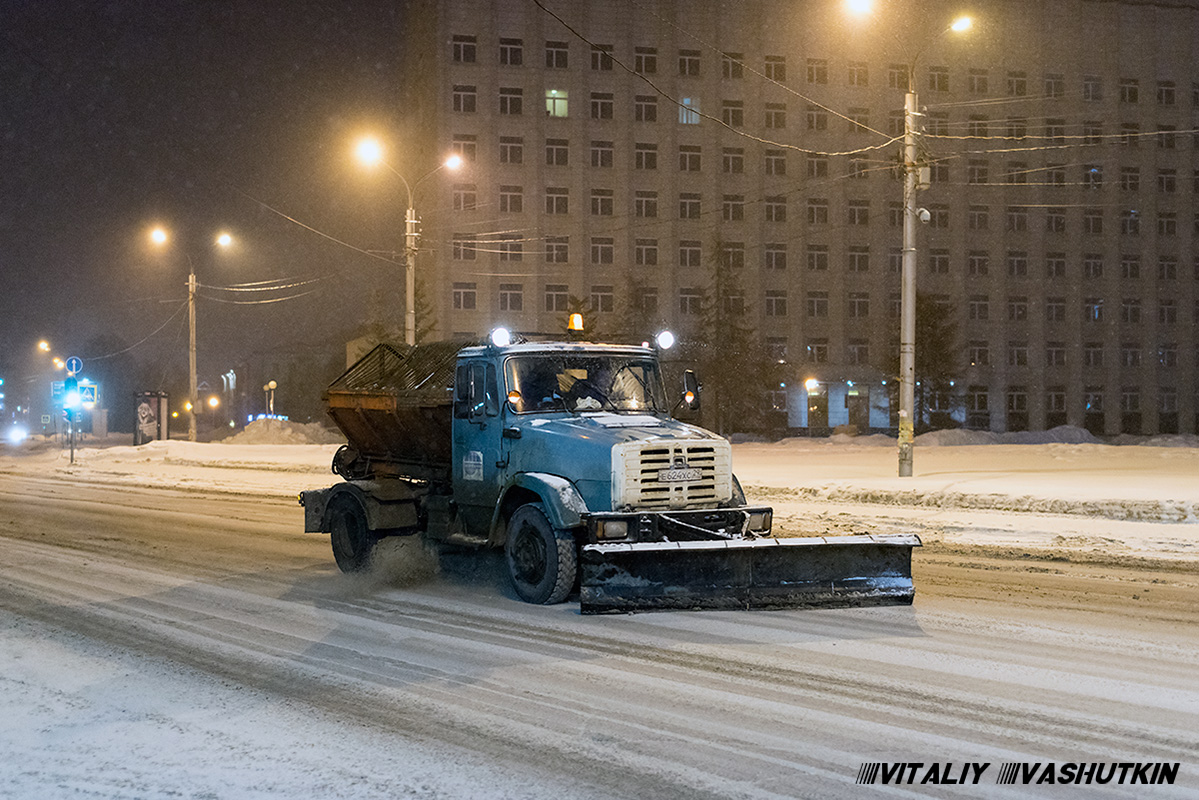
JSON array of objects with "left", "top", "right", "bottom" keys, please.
[{"left": 2, "top": 1, "right": 419, "bottom": 408}]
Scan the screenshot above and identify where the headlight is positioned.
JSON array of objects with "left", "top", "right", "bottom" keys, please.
[
  {"left": 596, "top": 519, "right": 629, "bottom": 540},
  {"left": 747, "top": 511, "right": 772, "bottom": 533}
]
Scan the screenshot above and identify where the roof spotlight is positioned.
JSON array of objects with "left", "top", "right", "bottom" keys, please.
[
  {"left": 655, "top": 330, "right": 676, "bottom": 350},
  {"left": 490, "top": 327, "right": 512, "bottom": 347}
]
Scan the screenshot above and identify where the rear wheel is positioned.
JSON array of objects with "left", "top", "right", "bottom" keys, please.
[
  {"left": 328, "top": 494, "right": 376, "bottom": 572},
  {"left": 505, "top": 503, "right": 576, "bottom": 604}
]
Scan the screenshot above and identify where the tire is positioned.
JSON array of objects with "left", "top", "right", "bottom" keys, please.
[
  {"left": 505, "top": 503, "right": 576, "bottom": 605},
  {"left": 328, "top": 494, "right": 376, "bottom": 573}
]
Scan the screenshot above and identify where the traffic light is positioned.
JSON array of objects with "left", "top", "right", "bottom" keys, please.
[{"left": 63, "top": 376, "right": 80, "bottom": 409}]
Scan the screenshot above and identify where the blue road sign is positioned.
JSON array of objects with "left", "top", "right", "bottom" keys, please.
[{"left": 66, "top": 356, "right": 83, "bottom": 374}]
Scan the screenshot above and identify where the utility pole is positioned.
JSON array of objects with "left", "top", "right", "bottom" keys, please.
[
  {"left": 405, "top": 205, "right": 418, "bottom": 347},
  {"left": 188, "top": 268, "right": 198, "bottom": 442},
  {"left": 898, "top": 87, "right": 919, "bottom": 477}
]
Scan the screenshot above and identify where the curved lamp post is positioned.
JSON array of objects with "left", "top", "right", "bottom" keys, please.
[{"left": 356, "top": 137, "right": 462, "bottom": 346}]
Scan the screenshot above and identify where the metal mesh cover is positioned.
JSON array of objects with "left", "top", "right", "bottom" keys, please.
[{"left": 325, "top": 341, "right": 465, "bottom": 406}]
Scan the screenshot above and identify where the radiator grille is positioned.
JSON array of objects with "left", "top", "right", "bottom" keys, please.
[{"left": 614, "top": 439, "right": 732, "bottom": 510}]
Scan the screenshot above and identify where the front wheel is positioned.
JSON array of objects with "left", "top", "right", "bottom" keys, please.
[
  {"left": 328, "top": 494, "right": 376, "bottom": 572},
  {"left": 505, "top": 503, "right": 576, "bottom": 604}
]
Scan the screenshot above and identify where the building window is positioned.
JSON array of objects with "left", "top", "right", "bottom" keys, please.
[
  {"left": 678, "top": 240, "right": 701, "bottom": 268},
  {"left": 848, "top": 107, "right": 869, "bottom": 134},
  {"left": 724, "top": 293, "right": 745, "bottom": 316},
  {"left": 1121, "top": 123, "right": 1141, "bottom": 146},
  {"left": 545, "top": 284, "right": 568, "bottom": 312},
  {"left": 637, "top": 287, "right": 659, "bottom": 313},
  {"left": 545, "top": 41, "right": 568, "bottom": 69},
  {"left": 1007, "top": 252, "right": 1028, "bottom": 278},
  {"left": 721, "top": 100, "right": 744, "bottom": 127},
  {"left": 545, "top": 187, "right": 569, "bottom": 215},
  {"left": 498, "top": 283, "right": 523, "bottom": 312},
  {"left": 1119, "top": 209, "right": 1139, "bottom": 235},
  {"left": 590, "top": 140, "right": 613, "bottom": 168},
  {"left": 806, "top": 291, "right": 829, "bottom": 318},
  {"left": 928, "top": 65, "right": 949, "bottom": 92},
  {"left": 1008, "top": 342, "right": 1029, "bottom": 366},
  {"left": 1084, "top": 255, "right": 1104, "bottom": 280},
  {"left": 498, "top": 185, "right": 523, "bottom": 213},
  {"left": 1082, "top": 164, "right": 1103, "bottom": 189},
  {"left": 590, "top": 285, "right": 614, "bottom": 313},
  {"left": 499, "top": 136, "right": 523, "bottom": 164},
  {"left": 721, "top": 195, "right": 744, "bottom": 222},
  {"left": 634, "top": 46, "right": 657, "bottom": 75},
  {"left": 1044, "top": 73, "right": 1064, "bottom": 98},
  {"left": 765, "top": 102, "right": 786, "bottom": 128},
  {"left": 452, "top": 34, "right": 477, "bottom": 64},
  {"left": 1158, "top": 125, "right": 1176, "bottom": 149},
  {"left": 805, "top": 105, "right": 828, "bottom": 131},
  {"left": 765, "top": 290, "right": 788, "bottom": 317},
  {"left": 968, "top": 252, "right": 989, "bottom": 276},
  {"left": 544, "top": 139, "right": 565, "bottom": 165},
  {"left": 928, "top": 250, "right": 949, "bottom": 274},
  {"left": 1158, "top": 169, "right": 1177, "bottom": 193},
  {"left": 1158, "top": 257, "right": 1178, "bottom": 280},
  {"left": 678, "top": 193, "right": 701, "bottom": 219},
  {"left": 847, "top": 292, "right": 870, "bottom": 318},
  {"left": 1046, "top": 164, "right": 1066, "bottom": 185},
  {"left": 1158, "top": 345, "right": 1178, "bottom": 367},
  {"left": 848, "top": 200, "right": 869, "bottom": 225},
  {"left": 545, "top": 89, "right": 568, "bottom": 117},
  {"left": 807, "top": 154, "right": 828, "bottom": 177},
  {"left": 1158, "top": 212, "right": 1177, "bottom": 236},
  {"left": 634, "top": 238, "right": 658, "bottom": 266},
  {"left": 498, "top": 37, "right": 523, "bottom": 65},
  {"left": 1046, "top": 343, "right": 1066, "bottom": 366},
  {"left": 679, "top": 49, "right": 700, "bottom": 76},
  {"left": 847, "top": 60, "right": 868, "bottom": 86},
  {"left": 1120, "top": 78, "right": 1139, "bottom": 104},
  {"left": 765, "top": 149, "right": 786, "bottom": 176},
  {"left": 1006, "top": 206, "right": 1028, "bottom": 231},
  {"left": 720, "top": 242, "right": 745, "bottom": 270},
  {"left": 591, "top": 45, "right": 613, "bottom": 71},
  {"left": 678, "top": 145, "right": 701, "bottom": 171},
  {"left": 806, "top": 58, "right": 827, "bottom": 84},
  {"left": 1083, "top": 299, "right": 1104, "bottom": 323},
  {"left": 721, "top": 52, "right": 743, "bottom": 79},
  {"left": 632, "top": 94, "right": 659, "bottom": 124},
  {"left": 1083, "top": 209, "right": 1104, "bottom": 235},
  {"left": 452, "top": 281, "right": 477, "bottom": 309},
  {"left": 590, "top": 237, "right": 614, "bottom": 264},
  {"left": 968, "top": 342, "right": 990, "bottom": 366},
  {"left": 1046, "top": 255, "right": 1066, "bottom": 279},
  {"left": 968, "top": 296, "right": 989, "bottom": 320},
  {"left": 1120, "top": 166, "right": 1141, "bottom": 191},
  {"left": 721, "top": 147, "right": 744, "bottom": 174},
  {"left": 545, "top": 237, "right": 568, "bottom": 263},
  {"left": 1083, "top": 345, "right": 1103, "bottom": 368},
  {"left": 590, "top": 93, "right": 614, "bottom": 120},
  {"left": 1121, "top": 344, "right": 1142, "bottom": 368},
  {"left": 806, "top": 338, "right": 829, "bottom": 363},
  {"left": 764, "top": 244, "right": 787, "bottom": 271},
  {"left": 1082, "top": 74, "right": 1103, "bottom": 101},
  {"left": 634, "top": 142, "right": 658, "bottom": 170},
  {"left": 590, "top": 189, "right": 613, "bottom": 216},
  {"left": 678, "top": 96, "right": 700, "bottom": 124},
  {"left": 1046, "top": 207, "right": 1065, "bottom": 233},
  {"left": 679, "top": 288, "right": 702, "bottom": 315},
  {"left": 452, "top": 84, "right": 476, "bottom": 113},
  {"left": 765, "top": 55, "right": 786, "bottom": 81},
  {"left": 806, "top": 244, "right": 829, "bottom": 271},
  {"left": 453, "top": 183, "right": 477, "bottom": 212},
  {"left": 968, "top": 206, "right": 989, "bottom": 230},
  {"left": 766, "top": 196, "right": 787, "bottom": 223},
  {"left": 847, "top": 340, "right": 870, "bottom": 365},
  {"left": 1007, "top": 70, "right": 1027, "bottom": 96},
  {"left": 498, "top": 87, "right": 523, "bottom": 115},
  {"left": 968, "top": 68, "right": 988, "bottom": 93},
  {"left": 1121, "top": 255, "right": 1140, "bottom": 279},
  {"left": 967, "top": 160, "right": 989, "bottom": 185},
  {"left": 452, "top": 234, "right": 476, "bottom": 261},
  {"left": 497, "top": 235, "right": 522, "bottom": 261},
  {"left": 1008, "top": 296, "right": 1029, "bottom": 321},
  {"left": 807, "top": 198, "right": 829, "bottom": 225},
  {"left": 451, "top": 134, "right": 477, "bottom": 162},
  {"left": 634, "top": 190, "right": 658, "bottom": 218},
  {"left": 1121, "top": 298, "right": 1143, "bottom": 324},
  {"left": 1158, "top": 80, "right": 1176, "bottom": 105}
]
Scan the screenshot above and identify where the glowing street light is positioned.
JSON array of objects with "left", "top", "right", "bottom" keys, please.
[
  {"left": 150, "top": 225, "right": 235, "bottom": 442},
  {"left": 849, "top": 3, "right": 973, "bottom": 477},
  {"left": 355, "top": 136, "right": 462, "bottom": 345}
]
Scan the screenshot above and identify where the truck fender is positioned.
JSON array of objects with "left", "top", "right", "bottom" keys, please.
[
  {"left": 300, "top": 482, "right": 419, "bottom": 533},
  {"left": 490, "top": 472, "right": 589, "bottom": 541}
]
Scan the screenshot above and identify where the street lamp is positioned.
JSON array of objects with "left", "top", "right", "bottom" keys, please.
[
  {"left": 150, "top": 226, "right": 234, "bottom": 442},
  {"left": 356, "top": 136, "right": 462, "bottom": 346},
  {"left": 850, "top": 4, "right": 971, "bottom": 476}
]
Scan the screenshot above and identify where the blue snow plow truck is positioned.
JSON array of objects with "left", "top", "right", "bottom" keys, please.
[{"left": 299, "top": 335, "right": 920, "bottom": 613}]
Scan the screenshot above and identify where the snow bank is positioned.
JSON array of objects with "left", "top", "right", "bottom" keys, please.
[{"left": 222, "top": 418, "right": 345, "bottom": 446}]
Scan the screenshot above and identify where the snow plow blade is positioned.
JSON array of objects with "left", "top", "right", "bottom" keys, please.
[{"left": 579, "top": 534, "right": 921, "bottom": 614}]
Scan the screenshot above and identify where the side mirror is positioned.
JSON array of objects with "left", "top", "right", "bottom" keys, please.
[{"left": 682, "top": 370, "right": 701, "bottom": 412}]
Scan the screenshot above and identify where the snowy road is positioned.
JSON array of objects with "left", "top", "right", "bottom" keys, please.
[{"left": 1, "top": 474, "right": 1196, "bottom": 799}]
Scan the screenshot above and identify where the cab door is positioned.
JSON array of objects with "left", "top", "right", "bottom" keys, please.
[{"left": 452, "top": 359, "right": 505, "bottom": 533}]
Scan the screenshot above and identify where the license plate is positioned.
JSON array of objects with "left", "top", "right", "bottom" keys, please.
[{"left": 658, "top": 467, "right": 701, "bottom": 482}]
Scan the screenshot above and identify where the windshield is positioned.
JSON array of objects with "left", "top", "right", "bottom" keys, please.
[{"left": 504, "top": 354, "right": 668, "bottom": 414}]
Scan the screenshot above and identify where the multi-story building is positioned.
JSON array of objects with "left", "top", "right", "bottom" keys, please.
[{"left": 396, "top": 0, "right": 1199, "bottom": 434}]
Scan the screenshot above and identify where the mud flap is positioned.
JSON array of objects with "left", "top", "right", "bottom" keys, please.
[{"left": 579, "top": 534, "right": 921, "bottom": 614}]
